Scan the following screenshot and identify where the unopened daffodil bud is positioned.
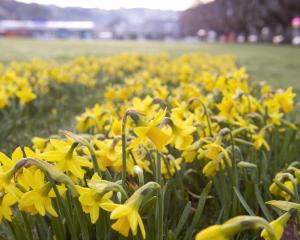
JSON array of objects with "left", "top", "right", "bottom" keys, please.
[{"left": 196, "top": 216, "right": 275, "bottom": 240}]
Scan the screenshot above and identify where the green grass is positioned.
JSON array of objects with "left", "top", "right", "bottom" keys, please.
[{"left": 0, "top": 39, "right": 299, "bottom": 89}]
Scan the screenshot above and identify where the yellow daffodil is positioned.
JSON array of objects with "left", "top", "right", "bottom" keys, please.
[
  {"left": 196, "top": 216, "right": 275, "bottom": 240},
  {"left": 168, "top": 116, "right": 196, "bottom": 150},
  {"left": 102, "top": 182, "right": 159, "bottom": 239},
  {"left": 92, "top": 138, "right": 122, "bottom": 171},
  {"left": 41, "top": 139, "right": 92, "bottom": 179},
  {"left": 269, "top": 178, "right": 298, "bottom": 201},
  {"left": 18, "top": 169, "right": 65, "bottom": 217},
  {"left": 0, "top": 147, "right": 24, "bottom": 172},
  {"left": 102, "top": 197, "right": 145, "bottom": 238},
  {"left": 261, "top": 212, "right": 291, "bottom": 240},
  {"left": 217, "top": 96, "right": 235, "bottom": 119},
  {"left": 131, "top": 95, "right": 156, "bottom": 115},
  {"left": 0, "top": 91, "right": 9, "bottom": 109},
  {"left": 275, "top": 87, "right": 295, "bottom": 113},
  {"left": 16, "top": 87, "right": 36, "bottom": 104},
  {"left": 252, "top": 131, "right": 270, "bottom": 151},
  {"left": 76, "top": 174, "right": 114, "bottom": 223},
  {"left": 0, "top": 147, "right": 24, "bottom": 197},
  {"left": 0, "top": 192, "right": 18, "bottom": 222},
  {"left": 32, "top": 137, "right": 49, "bottom": 152},
  {"left": 161, "top": 157, "right": 182, "bottom": 178},
  {"left": 130, "top": 109, "right": 171, "bottom": 151},
  {"left": 201, "top": 137, "right": 229, "bottom": 161},
  {"left": 196, "top": 225, "right": 228, "bottom": 240}
]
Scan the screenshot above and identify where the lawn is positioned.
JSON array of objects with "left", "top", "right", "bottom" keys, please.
[{"left": 0, "top": 39, "right": 299, "bottom": 89}]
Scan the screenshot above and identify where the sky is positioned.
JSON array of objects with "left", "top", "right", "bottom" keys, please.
[{"left": 17, "top": 0, "right": 197, "bottom": 11}]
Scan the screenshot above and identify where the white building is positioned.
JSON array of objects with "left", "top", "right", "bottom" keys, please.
[{"left": 0, "top": 20, "right": 95, "bottom": 38}]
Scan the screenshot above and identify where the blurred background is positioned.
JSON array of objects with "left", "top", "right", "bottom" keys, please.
[{"left": 0, "top": 0, "right": 299, "bottom": 45}]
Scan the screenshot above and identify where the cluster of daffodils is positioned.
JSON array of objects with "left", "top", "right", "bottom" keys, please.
[
  {"left": 0, "top": 54, "right": 158, "bottom": 109},
  {"left": 0, "top": 53, "right": 299, "bottom": 240}
]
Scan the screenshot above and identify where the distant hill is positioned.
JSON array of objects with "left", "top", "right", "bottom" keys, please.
[{"left": 0, "top": 0, "right": 179, "bottom": 31}]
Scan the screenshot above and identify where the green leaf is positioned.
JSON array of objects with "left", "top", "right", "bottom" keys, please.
[
  {"left": 254, "top": 184, "right": 272, "bottom": 221},
  {"left": 234, "top": 187, "right": 255, "bottom": 216},
  {"left": 174, "top": 201, "right": 191, "bottom": 239},
  {"left": 183, "top": 181, "right": 212, "bottom": 240}
]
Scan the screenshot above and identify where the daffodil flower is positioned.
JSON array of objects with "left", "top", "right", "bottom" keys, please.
[
  {"left": 0, "top": 147, "right": 24, "bottom": 172},
  {"left": 196, "top": 216, "right": 275, "bottom": 240},
  {"left": 0, "top": 147, "right": 24, "bottom": 198},
  {"left": 261, "top": 212, "right": 291, "bottom": 240},
  {"left": 32, "top": 137, "right": 49, "bottom": 152},
  {"left": 275, "top": 87, "right": 295, "bottom": 113},
  {"left": 201, "top": 137, "right": 230, "bottom": 162},
  {"left": 130, "top": 109, "right": 171, "bottom": 151},
  {"left": 41, "top": 139, "right": 92, "bottom": 179},
  {"left": 168, "top": 115, "right": 196, "bottom": 150},
  {"left": 92, "top": 138, "right": 122, "bottom": 171},
  {"left": 269, "top": 175, "right": 298, "bottom": 201},
  {"left": 102, "top": 182, "right": 159, "bottom": 239},
  {"left": 0, "top": 192, "right": 18, "bottom": 222},
  {"left": 77, "top": 187, "right": 113, "bottom": 223},
  {"left": 18, "top": 168, "right": 66, "bottom": 217},
  {"left": 195, "top": 225, "right": 228, "bottom": 240},
  {"left": 252, "top": 131, "right": 270, "bottom": 151},
  {"left": 76, "top": 173, "right": 116, "bottom": 223},
  {"left": 16, "top": 87, "right": 36, "bottom": 104}
]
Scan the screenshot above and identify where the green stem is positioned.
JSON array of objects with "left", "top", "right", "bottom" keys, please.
[
  {"left": 46, "top": 173, "right": 78, "bottom": 240},
  {"left": 87, "top": 144, "right": 102, "bottom": 177},
  {"left": 121, "top": 112, "right": 128, "bottom": 188},
  {"left": 20, "top": 212, "right": 34, "bottom": 240},
  {"left": 156, "top": 151, "right": 164, "bottom": 240},
  {"left": 230, "top": 131, "right": 239, "bottom": 216},
  {"left": 74, "top": 199, "right": 90, "bottom": 240}
]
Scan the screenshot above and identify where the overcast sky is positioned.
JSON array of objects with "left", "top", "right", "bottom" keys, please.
[{"left": 17, "top": 0, "right": 197, "bottom": 11}]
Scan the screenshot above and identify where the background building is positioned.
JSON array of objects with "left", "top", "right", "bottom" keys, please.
[{"left": 0, "top": 20, "right": 94, "bottom": 38}]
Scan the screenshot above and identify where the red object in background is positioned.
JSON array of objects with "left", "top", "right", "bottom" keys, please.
[
  {"left": 3, "top": 31, "right": 24, "bottom": 37},
  {"left": 226, "top": 32, "right": 235, "bottom": 43}
]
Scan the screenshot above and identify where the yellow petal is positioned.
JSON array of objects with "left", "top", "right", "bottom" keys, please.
[
  {"left": 128, "top": 211, "right": 139, "bottom": 235},
  {"left": 90, "top": 205, "right": 99, "bottom": 224},
  {"left": 111, "top": 217, "right": 130, "bottom": 237},
  {"left": 134, "top": 127, "right": 148, "bottom": 137},
  {"left": 34, "top": 200, "right": 46, "bottom": 216},
  {"left": 137, "top": 213, "right": 146, "bottom": 239},
  {"left": 3, "top": 193, "right": 18, "bottom": 206},
  {"left": 12, "top": 147, "right": 23, "bottom": 163},
  {"left": 147, "top": 127, "right": 170, "bottom": 151},
  {"left": 100, "top": 202, "right": 119, "bottom": 212},
  {"left": 0, "top": 152, "right": 13, "bottom": 168},
  {"left": 45, "top": 199, "right": 58, "bottom": 217},
  {"left": 111, "top": 205, "right": 132, "bottom": 219}
]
